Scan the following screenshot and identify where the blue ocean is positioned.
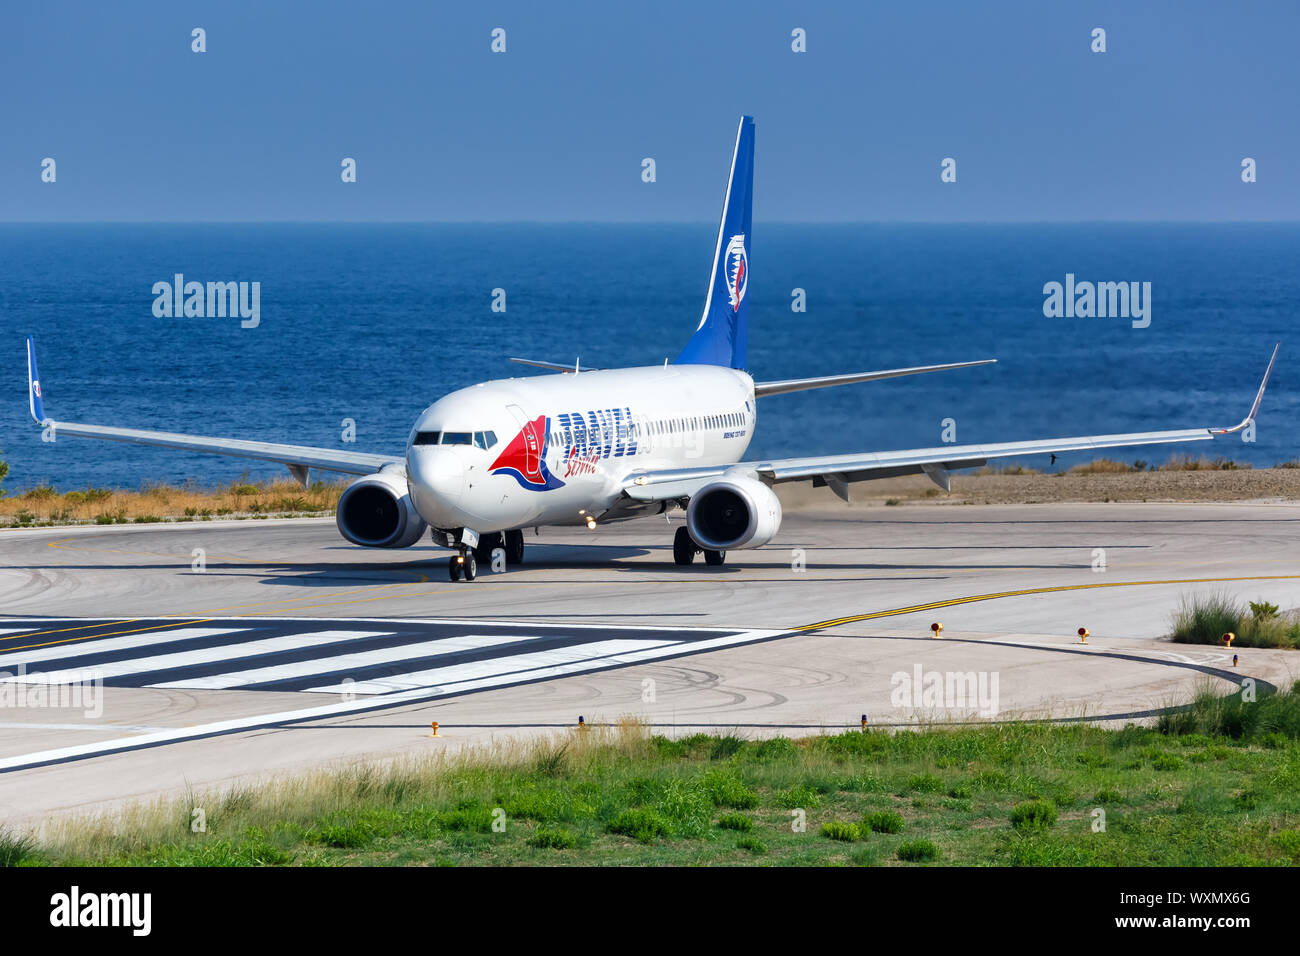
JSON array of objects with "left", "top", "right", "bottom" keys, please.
[{"left": 0, "top": 223, "right": 1295, "bottom": 491}]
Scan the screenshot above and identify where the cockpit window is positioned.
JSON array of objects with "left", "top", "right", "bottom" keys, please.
[
  {"left": 435, "top": 431, "right": 497, "bottom": 448},
  {"left": 413, "top": 429, "right": 497, "bottom": 449}
]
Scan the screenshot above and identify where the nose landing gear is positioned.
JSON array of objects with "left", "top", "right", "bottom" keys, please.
[{"left": 448, "top": 547, "right": 477, "bottom": 582}]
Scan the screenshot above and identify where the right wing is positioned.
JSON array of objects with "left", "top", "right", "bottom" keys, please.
[
  {"left": 26, "top": 337, "right": 400, "bottom": 482},
  {"left": 624, "top": 344, "right": 1279, "bottom": 502}
]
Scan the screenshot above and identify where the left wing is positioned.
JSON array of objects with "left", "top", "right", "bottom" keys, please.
[
  {"left": 26, "top": 337, "right": 401, "bottom": 482},
  {"left": 623, "top": 344, "right": 1279, "bottom": 502}
]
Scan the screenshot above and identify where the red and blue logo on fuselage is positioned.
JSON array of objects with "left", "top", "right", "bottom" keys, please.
[{"left": 488, "top": 415, "right": 566, "bottom": 491}]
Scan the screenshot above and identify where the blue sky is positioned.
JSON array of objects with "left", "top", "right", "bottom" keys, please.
[{"left": 2, "top": 1, "right": 1297, "bottom": 221}]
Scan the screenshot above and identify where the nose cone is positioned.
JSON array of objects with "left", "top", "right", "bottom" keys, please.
[{"left": 407, "top": 447, "right": 465, "bottom": 525}]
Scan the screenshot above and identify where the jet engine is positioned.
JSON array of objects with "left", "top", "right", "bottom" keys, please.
[
  {"left": 336, "top": 469, "right": 428, "bottom": 548},
  {"left": 686, "top": 471, "right": 782, "bottom": 550}
]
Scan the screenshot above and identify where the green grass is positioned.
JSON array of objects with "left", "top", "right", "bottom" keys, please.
[
  {"left": 0, "top": 828, "right": 39, "bottom": 867},
  {"left": 11, "top": 686, "right": 1300, "bottom": 867},
  {"left": 864, "top": 810, "right": 905, "bottom": 834},
  {"left": 821, "top": 820, "right": 863, "bottom": 842},
  {"left": 717, "top": 812, "right": 754, "bottom": 832},
  {"left": 1010, "top": 799, "right": 1059, "bottom": 831},
  {"left": 896, "top": 839, "right": 940, "bottom": 862},
  {"left": 1169, "top": 592, "right": 1300, "bottom": 649}
]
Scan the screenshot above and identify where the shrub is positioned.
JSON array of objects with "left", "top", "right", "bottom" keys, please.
[
  {"left": 1169, "top": 593, "right": 1241, "bottom": 645},
  {"left": 1152, "top": 753, "right": 1184, "bottom": 771},
  {"left": 821, "top": 821, "right": 862, "bottom": 842},
  {"left": 905, "top": 773, "right": 945, "bottom": 794},
  {"left": 735, "top": 835, "right": 767, "bottom": 855},
  {"left": 527, "top": 827, "right": 577, "bottom": 850},
  {"left": 753, "top": 737, "right": 797, "bottom": 761},
  {"left": 896, "top": 839, "right": 939, "bottom": 862},
  {"left": 607, "top": 809, "right": 670, "bottom": 843},
  {"left": 864, "top": 810, "right": 905, "bottom": 834},
  {"left": 1169, "top": 593, "right": 1299, "bottom": 649},
  {"left": 699, "top": 770, "right": 759, "bottom": 809},
  {"left": 775, "top": 784, "right": 821, "bottom": 809},
  {"left": 1249, "top": 601, "right": 1280, "bottom": 622},
  {"left": 1272, "top": 830, "right": 1300, "bottom": 861},
  {"left": 0, "top": 828, "right": 38, "bottom": 866},
  {"left": 717, "top": 812, "right": 754, "bottom": 832},
  {"left": 1010, "top": 800, "right": 1058, "bottom": 831}
]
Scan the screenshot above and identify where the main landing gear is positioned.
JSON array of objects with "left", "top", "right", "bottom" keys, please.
[
  {"left": 673, "top": 525, "right": 725, "bottom": 567},
  {"left": 471, "top": 530, "right": 526, "bottom": 568},
  {"left": 449, "top": 529, "right": 526, "bottom": 582}
]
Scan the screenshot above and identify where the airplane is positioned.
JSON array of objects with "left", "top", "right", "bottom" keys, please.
[{"left": 24, "top": 116, "right": 1279, "bottom": 582}]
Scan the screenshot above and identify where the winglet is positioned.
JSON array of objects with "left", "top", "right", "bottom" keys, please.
[
  {"left": 1214, "top": 343, "right": 1279, "bottom": 434},
  {"left": 26, "top": 336, "right": 48, "bottom": 424}
]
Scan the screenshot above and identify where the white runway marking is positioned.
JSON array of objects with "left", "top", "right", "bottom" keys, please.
[
  {"left": 0, "top": 627, "right": 250, "bottom": 669},
  {"left": 0, "top": 721, "right": 175, "bottom": 733},
  {"left": 150, "top": 633, "right": 541, "bottom": 691},
  {"left": 0, "top": 630, "right": 389, "bottom": 685},
  {"left": 0, "top": 625, "right": 786, "bottom": 772},
  {"left": 305, "top": 638, "right": 682, "bottom": 695}
]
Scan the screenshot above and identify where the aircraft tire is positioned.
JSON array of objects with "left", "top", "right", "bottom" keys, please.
[
  {"left": 505, "top": 529, "right": 525, "bottom": 564},
  {"left": 673, "top": 526, "right": 696, "bottom": 565}
]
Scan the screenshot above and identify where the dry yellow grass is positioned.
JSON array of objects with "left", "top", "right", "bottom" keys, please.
[
  {"left": 1157, "top": 454, "right": 1253, "bottom": 472},
  {"left": 1069, "top": 457, "right": 1137, "bottom": 474},
  {"left": 0, "top": 478, "right": 347, "bottom": 528}
]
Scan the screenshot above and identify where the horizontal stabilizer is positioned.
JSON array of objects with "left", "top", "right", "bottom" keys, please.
[
  {"left": 509, "top": 357, "right": 600, "bottom": 374},
  {"left": 754, "top": 359, "right": 996, "bottom": 397}
]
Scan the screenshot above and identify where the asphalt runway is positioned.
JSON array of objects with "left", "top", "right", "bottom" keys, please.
[{"left": 2, "top": 501, "right": 1298, "bottom": 829}]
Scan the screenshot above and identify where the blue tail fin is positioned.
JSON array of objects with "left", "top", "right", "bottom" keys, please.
[
  {"left": 27, "top": 336, "right": 47, "bottom": 423},
  {"left": 676, "top": 115, "right": 753, "bottom": 370}
]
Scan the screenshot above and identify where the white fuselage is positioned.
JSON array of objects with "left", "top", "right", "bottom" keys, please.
[{"left": 405, "top": 365, "right": 756, "bottom": 533}]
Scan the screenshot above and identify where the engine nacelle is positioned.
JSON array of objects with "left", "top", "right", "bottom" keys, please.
[
  {"left": 686, "top": 471, "right": 782, "bottom": 551},
  {"left": 336, "top": 469, "right": 428, "bottom": 549}
]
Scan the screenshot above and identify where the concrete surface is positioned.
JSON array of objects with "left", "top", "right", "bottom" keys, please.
[{"left": 1, "top": 501, "right": 1297, "bottom": 830}]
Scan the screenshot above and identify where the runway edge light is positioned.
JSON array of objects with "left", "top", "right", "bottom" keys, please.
[{"left": 430, "top": 721, "right": 440, "bottom": 737}]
